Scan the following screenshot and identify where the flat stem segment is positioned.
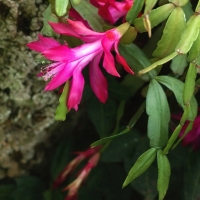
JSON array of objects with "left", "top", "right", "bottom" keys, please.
[{"left": 138, "top": 52, "right": 178, "bottom": 75}]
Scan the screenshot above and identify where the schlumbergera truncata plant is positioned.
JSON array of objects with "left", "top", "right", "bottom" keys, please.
[{"left": 27, "top": 0, "right": 200, "bottom": 199}]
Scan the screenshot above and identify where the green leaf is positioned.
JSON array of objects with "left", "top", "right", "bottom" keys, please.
[
  {"left": 153, "top": 7, "right": 186, "bottom": 58},
  {"left": 175, "top": 15, "right": 200, "bottom": 54},
  {"left": 188, "top": 96, "right": 198, "bottom": 121},
  {"left": 12, "top": 176, "right": 46, "bottom": 200},
  {"left": 183, "top": 63, "right": 197, "bottom": 105},
  {"left": 196, "top": 54, "right": 200, "bottom": 67},
  {"left": 123, "top": 148, "right": 157, "bottom": 188},
  {"left": 155, "top": 75, "right": 197, "bottom": 121},
  {"left": 157, "top": 150, "right": 171, "bottom": 200},
  {"left": 120, "top": 26, "right": 137, "bottom": 44},
  {"left": 55, "top": 81, "right": 69, "bottom": 121},
  {"left": 196, "top": 0, "right": 200, "bottom": 12},
  {"left": 73, "top": 0, "right": 106, "bottom": 32},
  {"left": 91, "top": 123, "right": 129, "bottom": 147},
  {"left": 126, "top": 0, "right": 145, "bottom": 23},
  {"left": 146, "top": 79, "right": 170, "bottom": 148},
  {"left": 118, "top": 43, "right": 157, "bottom": 81},
  {"left": 131, "top": 165, "right": 158, "bottom": 200},
  {"left": 182, "top": 1, "right": 193, "bottom": 21},
  {"left": 87, "top": 97, "right": 117, "bottom": 138},
  {"left": 55, "top": 0, "right": 69, "bottom": 17},
  {"left": 138, "top": 52, "right": 178, "bottom": 75},
  {"left": 156, "top": 76, "right": 184, "bottom": 105},
  {"left": 188, "top": 32, "right": 200, "bottom": 62},
  {"left": 41, "top": 5, "right": 58, "bottom": 36},
  {"left": 170, "top": 54, "right": 188, "bottom": 76},
  {"left": 133, "top": 3, "right": 175, "bottom": 33},
  {"left": 169, "top": 0, "right": 188, "bottom": 6},
  {"left": 70, "top": 0, "right": 81, "bottom": 6},
  {"left": 144, "top": 0, "right": 158, "bottom": 15},
  {"left": 124, "top": 136, "right": 158, "bottom": 199}
]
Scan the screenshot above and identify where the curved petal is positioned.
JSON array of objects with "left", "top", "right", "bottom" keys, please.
[
  {"left": 98, "top": 2, "right": 128, "bottom": 24},
  {"left": 50, "top": 21, "right": 104, "bottom": 43},
  {"left": 43, "top": 41, "right": 101, "bottom": 63},
  {"left": 90, "top": 0, "right": 101, "bottom": 8},
  {"left": 98, "top": 3, "right": 115, "bottom": 24},
  {"left": 107, "top": 6, "right": 127, "bottom": 23},
  {"left": 49, "top": 22, "right": 80, "bottom": 38},
  {"left": 27, "top": 34, "right": 60, "bottom": 53},
  {"left": 69, "top": 8, "right": 91, "bottom": 29},
  {"left": 67, "top": 51, "right": 99, "bottom": 110},
  {"left": 67, "top": 19, "right": 103, "bottom": 37},
  {"left": 101, "top": 37, "right": 120, "bottom": 77},
  {"left": 72, "top": 40, "right": 102, "bottom": 59},
  {"left": 67, "top": 67, "right": 85, "bottom": 111},
  {"left": 94, "top": 0, "right": 133, "bottom": 24},
  {"left": 81, "top": 35, "right": 104, "bottom": 43},
  {"left": 114, "top": 42, "right": 134, "bottom": 74},
  {"left": 42, "top": 45, "right": 76, "bottom": 62},
  {"left": 89, "top": 53, "right": 108, "bottom": 103},
  {"left": 44, "top": 62, "right": 76, "bottom": 91}
]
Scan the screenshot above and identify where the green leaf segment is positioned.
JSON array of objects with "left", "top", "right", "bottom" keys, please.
[{"left": 55, "top": 81, "right": 69, "bottom": 121}]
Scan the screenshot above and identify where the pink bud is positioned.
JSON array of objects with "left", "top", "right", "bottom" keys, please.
[{"left": 53, "top": 147, "right": 100, "bottom": 188}]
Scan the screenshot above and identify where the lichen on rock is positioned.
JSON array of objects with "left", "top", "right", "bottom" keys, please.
[{"left": 0, "top": 0, "right": 76, "bottom": 178}]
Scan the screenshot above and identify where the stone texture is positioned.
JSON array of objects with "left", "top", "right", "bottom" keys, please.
[{"left": 0, "top": 0, "right": 75, "bottom": 178}]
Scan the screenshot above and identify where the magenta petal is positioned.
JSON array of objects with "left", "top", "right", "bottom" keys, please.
[
  {"left": 43, "top": 45, "right": 76, "bottom": 62},
  {"left": 114, "top": 42, "right": 134, "bottom": 74},
  {"left": 67, "top": 19, "right": 102, "bottom": 37},
  {"left": 69, "top": 8, "right": 91, "bottom": 29},
  {"left": 89, "top": 53, "right": 108, "bottom": 103},
  {"left": 102, "top": 37, "right": 120, "bottom": 77},
  {"left": 93, "top": 0, "right": 133, "bottom": 24},
  {"left": 49, "top": 22, "right": 80, "bottom": 38},
  {"left": 72, "top": 40, "right": 101, "bottom": 59},
  {"left": 98, "top": 3, "right": 116, "bottom": 24},
  {"left": 44, "top": 62, "right": 75, "bottom": 91},
  {"left": 27, "top": 34, "right": 60, "bottom": 52},
  {"left": 50, "top": 20, "right": 103, "bottom": 43},
  {"left": 90, "top": 0, "right": 100, "bottom": 8},
  {"left": 49, "top": 20, "right": 104, "bottom": 42},
  {"left": 115, "top": 43, "right": 134, "bottom": 74},
  {"left": 66, "top": 19, "right": 104, "bottom": 42},
  {"left": 67, "top": 67, "right": 85, "bottom": 111}
]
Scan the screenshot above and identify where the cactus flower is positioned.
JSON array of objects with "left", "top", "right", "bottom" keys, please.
[
  {"left": 27, "top": 20, "right": 133, "bottom": 110},
  {"left": 90, "top": 0, "right": 134, "bottom": 24},
  {"left": 63, "top": 153, "right": 100, "bottom": 200},
  {"left": 53, "top": 147, "right": 100, "bottom": 188}
]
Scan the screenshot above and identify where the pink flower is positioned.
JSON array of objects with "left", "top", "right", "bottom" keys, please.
[
  {"left": 53, "top": 147, "right": 100, "bottom": 188},
  {"left": 63, "top": 152, "right": 100, "bottom": 200},
  {"left": 27, "top": 20, "right": 133, "bottom": 111},
  {"left": 68, "top": 8, "right": 91, "bottom": 28},
  {"left": 90, "top": 0, "right": 134, "bottom": 24},
  {"left": 27, "top": 34, "right": 61, "bottom": 52}
]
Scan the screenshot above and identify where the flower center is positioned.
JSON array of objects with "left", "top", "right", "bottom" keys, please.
[{"left": 106, "top": 30, "right": 120, "bottom": 41}]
